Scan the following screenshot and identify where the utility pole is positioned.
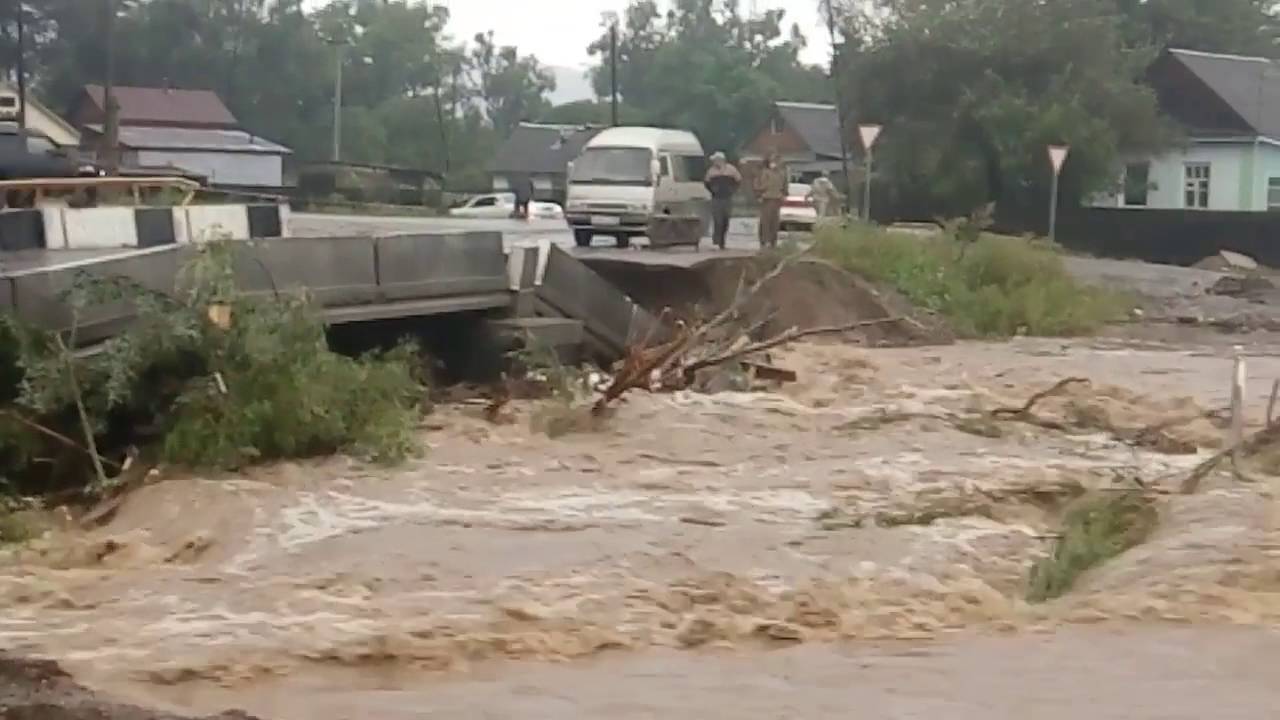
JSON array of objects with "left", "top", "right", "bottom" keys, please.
[
  {"left": 102, "top": 0, "right": 120, "bottom": 175},
  {"left": 824, "top": 0, "right": 853, "bottom": 215},
  {"left": 609, "top": 23, "right": 619, "bottom": 126},
  {"left": 15, "top": 0, "right": 26, "bottom": 130},
  {"left": 332, "top": 42, "right": 344, "bottom": 162}
]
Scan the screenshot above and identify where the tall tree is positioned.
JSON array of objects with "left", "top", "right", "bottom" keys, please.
[
  {"left": 587, "top": 0, "right": 830, "bottom": 154},
  {"left": 470, "top": 30, "right": 555, "bottom": 136}
]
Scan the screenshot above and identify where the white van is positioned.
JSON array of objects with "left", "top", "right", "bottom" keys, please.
[{"left": 563, "top": 127, "right": 711, "bottom": 248}]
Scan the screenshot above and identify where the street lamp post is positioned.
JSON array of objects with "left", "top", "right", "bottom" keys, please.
[
  {"left": 1048, "top": 145, "right": 1070, "bottom": 241},
  {"left": 858, "top": 124, "right": 882, "bottom": 222},
  {"left": 15, "top": 1, "right": 26, "bottom": 130},
  {"left": 331, "top": 42, "right": 344, "bottom": 162}
]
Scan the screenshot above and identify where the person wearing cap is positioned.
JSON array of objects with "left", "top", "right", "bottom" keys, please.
[{"left": 703, "top": 151, "right": 741, "bottom": 250}]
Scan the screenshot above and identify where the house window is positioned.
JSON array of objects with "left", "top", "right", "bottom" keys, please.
[
  {"left": 1269, "top": 178, "right": 1280, "bottom": 210},
  {"left": 1123, "top": 162, "right": 1149, "bottom": 207},
  {"left": 1184, "top": 162, "right": 1211, "bottom": 209}
]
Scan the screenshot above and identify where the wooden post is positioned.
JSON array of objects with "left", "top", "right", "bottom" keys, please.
[{"left": 1232, "top": 346, "right": 1247, "bottom": 468}]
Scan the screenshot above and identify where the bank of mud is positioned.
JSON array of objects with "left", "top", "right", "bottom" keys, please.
[{"left": 4, "top": 334, "right": 1280, "bottom": 718}]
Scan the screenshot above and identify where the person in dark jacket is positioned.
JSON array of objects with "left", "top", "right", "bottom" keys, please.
[
  {"left": 512, "top": 173, "right": 535, "bottom": 219},
  {"left": 703, "top": 152, "right": 742, "bottom": 249}
]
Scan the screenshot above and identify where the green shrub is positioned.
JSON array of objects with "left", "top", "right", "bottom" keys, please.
[
  {"left": 1027, "top": 493, "right": 1158, "bottom": 603},
  {"left": 812, "top": 223, "right": 1127, "bottom": 337},
  {"left": 3, "top": 241, "right": 427, "bottom": 477}
]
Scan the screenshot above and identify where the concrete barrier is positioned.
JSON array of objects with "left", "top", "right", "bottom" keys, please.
[
  {"left": 376, "top": 232, "right": 509, "bottom": 301},
  {"left": 0, "top": 210, "right": 45, "bottom": 251},
  {"left": 4, "top": 245, "right": 188, "bottom": 344},
  {"left": 60, "top": 207, "right": 139, "bottom": 250},
  {"left": 232, "top": 236, "right": 379, "bottom": 307},
  {"left": 185, "top": 204, "right": 251, "bottom": 243}
]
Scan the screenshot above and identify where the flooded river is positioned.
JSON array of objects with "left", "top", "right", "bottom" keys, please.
[{"left": 4, "top": 336, "right": 1280, "bottom": 718}]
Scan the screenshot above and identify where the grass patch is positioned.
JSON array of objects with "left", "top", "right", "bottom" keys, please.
[
  {"left": 1027, "top": 492, "right": 1158, "bottom": 603},
  {"left": 812, "top": 223, "right": 1128, "bottom": 337}
]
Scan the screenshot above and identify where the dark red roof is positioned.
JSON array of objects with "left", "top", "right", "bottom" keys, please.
[{"left": 81, "top": 85, "right": 239, "bottom": 128}]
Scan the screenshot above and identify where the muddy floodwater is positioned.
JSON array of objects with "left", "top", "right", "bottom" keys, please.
[{"left": 6, "top": 336, "right": 1280, "bottom": 718}]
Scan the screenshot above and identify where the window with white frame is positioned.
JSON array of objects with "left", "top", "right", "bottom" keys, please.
[
  {"left": 1184, "top": 163, "right": 1211, "bottom": 209},
  {"left": 1268, "top": 178, "right": 1280, "bottom": 210}
]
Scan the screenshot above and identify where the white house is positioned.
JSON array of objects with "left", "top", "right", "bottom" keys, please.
[
  {"left": 1093, "top": 49, "right": 1280, "bottom": 212},
  {"left": 0, "top": 81, "right": 81, "bottom": 147}
]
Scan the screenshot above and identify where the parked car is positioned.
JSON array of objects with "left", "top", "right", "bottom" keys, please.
[
  {"left": 449, "top": 192, "right": 563, "bottom": 219},
  {"left": 779, "top": 183, "right": 818, "bottom": 231}
]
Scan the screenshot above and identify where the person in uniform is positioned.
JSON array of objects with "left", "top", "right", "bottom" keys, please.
[{"left": 753, "top": 152, "right": 787, "bottom": 248}]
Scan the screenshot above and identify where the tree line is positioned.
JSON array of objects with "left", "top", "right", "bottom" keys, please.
[{"left": 3, "top": 0, "right": 1279, "bottom": 209}]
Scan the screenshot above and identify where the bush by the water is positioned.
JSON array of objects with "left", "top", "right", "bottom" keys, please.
[
  {"left": 1027, "top": 492, "right": 1158, "bottom": 602},
  {"left": 813, "top": 223, "right": 1126, "bottom": 337},
  {"left": 0, "top": 241, "right": 427, "bottom": 492}
]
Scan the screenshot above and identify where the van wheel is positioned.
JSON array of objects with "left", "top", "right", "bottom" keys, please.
[
  {"left": 615, "top": 234, "right": 631, "bottom": 249},
  {"left": 573, "top": 229, "right": 593, "bottom": 247}
]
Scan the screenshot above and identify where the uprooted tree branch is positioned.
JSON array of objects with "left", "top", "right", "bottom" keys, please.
[{"left": 591, "top": 249, "right": 917, "bottom": 413}]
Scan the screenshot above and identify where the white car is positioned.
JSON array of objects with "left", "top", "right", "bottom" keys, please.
[
  {"left": 449, "top": 193, "right": 563, "bottom": 220},
  {"left": 779, "top": 183, "right": 818, "bottom": 231}
]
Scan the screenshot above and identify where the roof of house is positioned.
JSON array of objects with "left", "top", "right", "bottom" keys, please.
[
  {"left": 1165, "top": 48, "right": 1280, "bottom": 139},
  {"left": 83, "top": 125, "right": 290, "bottom": 154},
  {"left": 489, "top": 123, "right": 603, "bottom": 175},
  {"left": 80, "top": 85, "right": 239, "bottom": 128},
  {"left": 775, "top": 101, "right": 843, "bottom": 159}
]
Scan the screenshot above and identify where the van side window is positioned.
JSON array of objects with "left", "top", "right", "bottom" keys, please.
[
  {"left": 679, "top": 155, "right": 707, "bottom": 182},
  {"left": 658, "top": 155, "right": 671, "bottom": 178}
]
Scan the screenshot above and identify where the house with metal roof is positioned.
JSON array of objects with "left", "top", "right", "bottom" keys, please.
[
  {"left": 1095, "top": 48, "right": 1280, "bottom": 211},
  {"left": 488, "top": 123, "right": 603, "bottom": 204},
  {"left": 0, "top": 81, "right": 81, "bottom": 148},
  {"left": 67, "top": 85, "right": 291, "bottom": 190},
  {"left": 741, "top": 101, "right": 848, "bottom": 181}
]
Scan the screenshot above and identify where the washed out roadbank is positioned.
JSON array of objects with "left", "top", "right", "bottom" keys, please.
[{"left": 5, "top": 336, "right": 1280, "bottom": 718}]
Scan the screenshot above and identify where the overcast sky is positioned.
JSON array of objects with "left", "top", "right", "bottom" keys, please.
[{"left": 380, "top": 1, "right": 831, "bottom": 68}]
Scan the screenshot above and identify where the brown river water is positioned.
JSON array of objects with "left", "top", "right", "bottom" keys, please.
[{"left": 5, "top": 336, "right": 1280, "bottom": 718}]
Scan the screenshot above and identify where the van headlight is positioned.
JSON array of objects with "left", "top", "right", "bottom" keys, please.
[{"left": 628, "top": 203, "right": 650, "bottom": 213}]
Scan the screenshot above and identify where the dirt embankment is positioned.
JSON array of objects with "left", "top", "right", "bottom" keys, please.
[
  {"left": 585, "top": 256, "right": 955, "bottom": 347},
  {"left": 0, "top": 654, "right": 261, "bottom": 720}
]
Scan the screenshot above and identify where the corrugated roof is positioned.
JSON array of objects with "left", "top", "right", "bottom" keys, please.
[
  {"left": 1167, "top": 48, "right": 1280, "bottom": 139},
  {"left": 82, "top": 85, "right": 239, "bottom": 128},
  {"left": 776, "top": 101, "right": 844, "bottom": 159},
  {"left": 489, "top": 123, "right": 603, "bottom": 175},
  {"left": 84, "top": 125, "right": 290, "bottom": 154}
]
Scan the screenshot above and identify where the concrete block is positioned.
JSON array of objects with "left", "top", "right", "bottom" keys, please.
[
  {"left": 247, "top": 204, "right": 285, "bottom": 238},
  {"left": 62, "top": 207, "right": 139, "bottom": 249},
  {"left": 135, "top": 207, "right": 178, "bottom": 248},
  {"left": 186, "top": 204, "right": 250, "bottom": 242},
  {"left": 0, "top": 210, "right": 47, "bottom": 251},
  {"left": 231, "top": 236, "right": 379, "bottom": 307},
  {"left": 171, "top": 206, "right": 191, "bottom": 245},
  {"left": 6, "top": 245, "right": 188, "bottom": 344},
  {"left": 535, "top": 245, "right": 638, "bottom": 355},
  {"left": 0, "top": 274, "right": 13, "bottom": 313},
  {"left": 506, "top": 245, "right": 539, "bottom": 291},
  {"left": 376, "top": 232, "right": 508, "bottom": 301},
  {"left": 487, "top": 317, "right": 585, "bottom": 348},
  {"left": 40, "top": 208, "right": 66, "bottom": 250}
]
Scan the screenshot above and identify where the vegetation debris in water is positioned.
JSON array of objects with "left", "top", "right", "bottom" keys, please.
[{"left": 1027, "top": 492, "right": 1159, "bottom": 603}]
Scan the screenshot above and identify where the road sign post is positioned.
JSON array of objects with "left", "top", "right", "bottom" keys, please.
[
  {"left": 1048, "top": 145, "right": 1069, "bottom": 241},
  {"left": 858, "top": 124, "right": 882, "bottom": 222}
]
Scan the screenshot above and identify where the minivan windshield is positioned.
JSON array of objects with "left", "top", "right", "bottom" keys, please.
[{"left": 570, "top": 147, "right": 653, "bottom": 186}]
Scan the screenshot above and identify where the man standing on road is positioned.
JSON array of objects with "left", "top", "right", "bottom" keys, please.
[
  {"left": 512, "top": 173, "right": 535, "bottom": 220},
  {"left": 808, "top": 171, "right": 838, "bottom": 219},
  {"left": 754, "top": 152, "right": 787, "bottom": 248},
  {"left": 704, "top": 151, "right": 741, "bottom": 250}
]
